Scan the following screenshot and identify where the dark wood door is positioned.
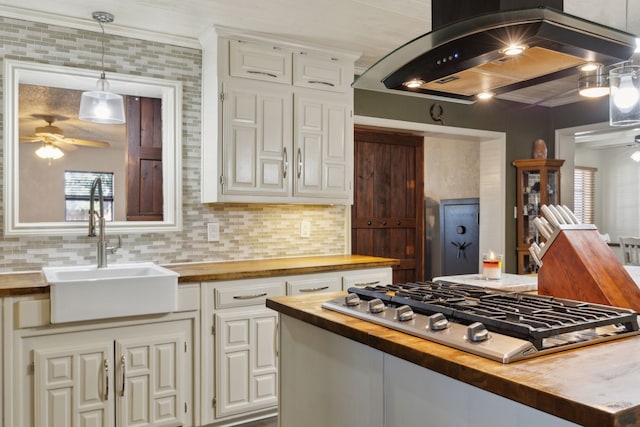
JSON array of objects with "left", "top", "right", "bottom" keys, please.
[
  {"left": 126, "top": 96, "right": 163, "bottom": 221},
  {"left": 352, "top": 129, "right": 424, "bottom": 283}
]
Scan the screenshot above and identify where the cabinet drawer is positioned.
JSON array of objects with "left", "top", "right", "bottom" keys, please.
[
  {"left": 342, "top": 268, "right": 393, "bottom": 290},
  {"left": 229, "top": 39, "right": 292, "bottom": 84},
  {"left": 287, "top": 273, "right": 342, "bottom": 295},
  {"left": 293, "top": 51, "right": 350, "bottom": 92},
  {"left": 215, "top": 279, "right": 286, "bottom": 309}
]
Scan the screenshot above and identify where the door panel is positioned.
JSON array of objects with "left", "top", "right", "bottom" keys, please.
[{"left": 352, "top": 129, "right": 424, "bottom": 282}]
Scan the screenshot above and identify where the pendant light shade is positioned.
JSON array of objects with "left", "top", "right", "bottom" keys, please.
[
  {"left": 79, "top": 12, "right": 125, "bottom": 125},
  {"left": 610, "top": 64, "right": 640, "bottom": 126},
  {"left": 79, "top": 72, "right": 126, "bottom": 124}
]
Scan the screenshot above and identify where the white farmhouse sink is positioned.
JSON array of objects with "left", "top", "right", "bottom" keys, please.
[{"left": 43, "top": 262, "right": 179, "bottom": 323}]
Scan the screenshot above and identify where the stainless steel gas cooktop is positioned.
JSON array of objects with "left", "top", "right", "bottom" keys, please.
[{"left": 322, "top": 281, "right": 640, "bottom": 363}]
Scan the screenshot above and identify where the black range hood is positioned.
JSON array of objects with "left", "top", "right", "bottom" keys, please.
[{"left": 352, "top": 6, "right": 638, "bottom": 104}]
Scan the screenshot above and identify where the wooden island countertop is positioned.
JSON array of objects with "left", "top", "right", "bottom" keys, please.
[
  {"left": 267, "top": 292, "right": 640, "bottom": 427},
  {"left": 0, "top": 255, "right": 398, "bottom": 297}
]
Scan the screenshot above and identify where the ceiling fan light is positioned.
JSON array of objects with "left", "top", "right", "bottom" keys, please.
[{"left": 36, "top": 143, "right": 64, "bottom": 160}]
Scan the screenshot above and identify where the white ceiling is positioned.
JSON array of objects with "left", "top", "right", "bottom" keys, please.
[{"left": 2, "top": 0, "right": 640, "bottom": 109}]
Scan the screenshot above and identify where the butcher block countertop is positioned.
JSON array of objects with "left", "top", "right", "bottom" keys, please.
[
  {"left": 267, "top": 292, "right": 640, "bottom": 427},
  {"left": 0, "top": 255, "right": 398, "bottom": 297}
]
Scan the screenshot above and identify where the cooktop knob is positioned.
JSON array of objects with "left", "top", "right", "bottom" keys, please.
[
  {"left": 368, "top": 298, "right": 385, "bottom": 314},
  {"left": 395, "top": 305, "right": 415, "bottom": 321},
  {"left": 344, "top": 293, "right": 361, "bottom": 306},
  {"left": 466, "top": 322, "right": 490, "bottom": 342},
  {"left": 427, "top": 313, "right": 450, "bottom": 331}
]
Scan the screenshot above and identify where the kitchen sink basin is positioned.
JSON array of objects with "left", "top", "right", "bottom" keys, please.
[{"left": 43, "top": 262, "right": 179, "bottom": 323}]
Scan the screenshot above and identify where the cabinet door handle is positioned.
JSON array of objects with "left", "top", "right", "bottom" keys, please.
[
  {"left": 283, "top": 147, "right": 288, "bottom": 179},
  {"left": 121, "top": 355, "right": 126, "bottom": 397},
  {"left": 352, "top": 280, "right": 380, "bottom": 287},
  {"left": 299, "top": 286, "right": 329, "bottom": 293},
  {"left": 233, "top": 293, "right": 268, "bottom": 300},
  {"left": 247, "top": 70, "right": 278, "bottom": 79},
  {"left": 307, "top": 80, "right": 335, "bottom": 87},
  {"left": 104, "top": 359, "right": 109, "bottom": 401},
  {"left": 297, "top": 148, "right": 302, "bottom": 178}
]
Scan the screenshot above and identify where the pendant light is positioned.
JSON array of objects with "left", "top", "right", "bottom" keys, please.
[
  {"left": 609, "top": 64, "right": 640, "bottom": 126},
  {"left": 79, "top": 12, "right": 126, "bottom": 125}
]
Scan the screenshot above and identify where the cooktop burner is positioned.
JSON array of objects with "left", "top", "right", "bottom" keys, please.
[{"left": 321, "top": 281, "right": 640, "bottom": 363}]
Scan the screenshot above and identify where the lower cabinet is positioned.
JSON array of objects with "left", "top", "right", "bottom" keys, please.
[
  {"left": 11, "top": 316, "right": 194, "bottom": 427},
  {"left": 202, "top": 278, "right": 284, "bottom": 424},
  {"left": 201, "top": 267, "right": 392, "bottom": 425},
  {"left": 33, "top": 329, "right": 187, "bottom": 427}
]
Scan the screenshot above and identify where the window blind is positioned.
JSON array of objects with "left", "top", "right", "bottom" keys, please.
[{"left": 573, "top": 166, "right": 596, "bottom": 224}]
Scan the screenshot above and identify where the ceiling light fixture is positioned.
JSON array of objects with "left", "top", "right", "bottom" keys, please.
[
  {"left": 402, "top": 79, "right": 425, "bottom": 89},
  {"left": 36, "top": 142, "right": 64, "bottom": 165},
  {"left": 78, "top": 11, "right": 126, "bottom": 125},
  {"left": 578, "top": 65, "right": 609, "bottom": 98},
  {"left": 501, "top": 44, "right": 527, "bottom": 56},
  {"left": 610, "top": 64, "right": 640, "bottom": 126},
  {"left": 476, "top": 91, "right": 494, "bottom": 100},
  {"left": 631, "top": 150, "right": 640, "bottom": 162}
]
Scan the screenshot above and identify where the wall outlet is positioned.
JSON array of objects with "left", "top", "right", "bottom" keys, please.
[
  {"left": 300, "top": 220, "right": 311, "bottom": 238},
  {"left": 207, "top": 222, "right": 220, "bottom": 242}
]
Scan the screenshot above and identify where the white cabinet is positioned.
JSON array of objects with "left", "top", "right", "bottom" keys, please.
[
  {"left": 342, "top": 267, "right": 393, "bottom": 289},
  {"left": 229, "top": 39, "right": 292, "bottom": 84},
  {"left": 286, "top": 272, "right": 342, "bottom": 295},
  {"left": 25, "top": 321, "right": 191, "bottom": 427},
  {"left": 201, "top": 278, "right": 285, "bottom": 424},
  {"left": 293, "top": 51, "right": 351, "bottom": 92},
  {"left": 220, "top": 79, "right": 292, "bottom": 197},
  {"left": 201, "top": 27, "right": 358, "bottom": 204},
  {"left": 294, "top": 91, "right": 351, "bottom": 200}
]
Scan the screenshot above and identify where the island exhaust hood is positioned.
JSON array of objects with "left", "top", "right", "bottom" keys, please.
[{"left": 352, "top": 6, "right": 638, "bottom": 104}]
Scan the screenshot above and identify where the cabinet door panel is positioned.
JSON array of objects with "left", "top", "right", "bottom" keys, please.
[
  {"left": 222, "top": 80, "right": 292, "bottom": 196},
  {"left": 294, "top": 92, "right": 351, "bottom": 199},
  {"left": 35, "top": 343, "right": 113, "bottom": 427},
  {"left": 117, "top": 332, "right": 185, "bottom": 427},
  {"left": 215, "top": 308, "right": 278, "bottom": 418}
]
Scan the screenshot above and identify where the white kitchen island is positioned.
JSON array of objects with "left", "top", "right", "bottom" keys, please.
[{"left": 268, "top": 292, "right": 640, "bottom": 427}]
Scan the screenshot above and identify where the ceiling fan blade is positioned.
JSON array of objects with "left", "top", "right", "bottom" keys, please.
[
  {"left": 63, "top": 138, "right": 110, "bottom": 148},
  {"left": 19, "top": 134, "right": 44, "bottom": 142},
  {"left": 50, "top": 140, "right": 78, "bottom": 151}
]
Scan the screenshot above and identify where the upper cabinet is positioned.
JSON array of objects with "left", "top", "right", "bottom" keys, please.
[{"left": 200, "top": 27, "right": 360, "bottom": 204}]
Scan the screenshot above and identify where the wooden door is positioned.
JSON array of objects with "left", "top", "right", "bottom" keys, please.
[
  {"left": 352, "top": 129, "right": 424, "bottom": 283},
  {"left": 126, "top": 96, "right": 163, "bottom": 221}
]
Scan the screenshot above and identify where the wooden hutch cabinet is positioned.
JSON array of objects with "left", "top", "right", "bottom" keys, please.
[{"left": 513, "top": 158, "right": 565, "bottom": 274}]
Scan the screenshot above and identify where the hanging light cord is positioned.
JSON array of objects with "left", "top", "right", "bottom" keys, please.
[{"left": 91, "top": 12, "right": 114, "bottom": 89}]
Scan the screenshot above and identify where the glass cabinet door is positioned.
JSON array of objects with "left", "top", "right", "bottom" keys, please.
[{"left": 522, "top": 169, "right": 542, "bottom": 245}]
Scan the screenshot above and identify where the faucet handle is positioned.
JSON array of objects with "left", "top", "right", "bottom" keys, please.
[{"left": 107, "top": 235, "right": 122, "bottom": 255}]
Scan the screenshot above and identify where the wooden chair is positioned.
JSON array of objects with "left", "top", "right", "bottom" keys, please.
[{"left": 620, "top": 237, "right": 640, "bottom": 265}]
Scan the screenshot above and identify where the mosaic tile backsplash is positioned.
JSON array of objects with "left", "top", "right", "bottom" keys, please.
[{"left": 0, "top": 17, "right": 348, "bottom": 272}]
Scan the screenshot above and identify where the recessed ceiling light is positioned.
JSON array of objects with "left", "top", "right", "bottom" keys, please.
[
  {"left": 403, "top": 79, "right": 425, "bottom": 89},
  {"left": 501, "top": 44, "right": 527, "bottom": 56},
  {"left": 477, "top": 91, "right": 494, "bottom": 100}
]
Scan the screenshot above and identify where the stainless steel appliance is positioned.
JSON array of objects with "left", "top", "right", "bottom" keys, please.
[{"left": 322, "top": 281, "right": 640, "bottom": 363}]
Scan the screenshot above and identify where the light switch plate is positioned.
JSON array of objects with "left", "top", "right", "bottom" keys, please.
[{"left": 207, "top": 222, "right": 220, "bottom": 242}]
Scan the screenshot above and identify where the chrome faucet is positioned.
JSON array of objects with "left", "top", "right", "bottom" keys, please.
[{"left": 88, "top": 178, "right": 120, "bottom": 268}]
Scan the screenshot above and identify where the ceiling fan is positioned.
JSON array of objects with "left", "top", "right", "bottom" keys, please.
[{"left": 20, "top": 114, "right": 111, "bottom": 153}]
